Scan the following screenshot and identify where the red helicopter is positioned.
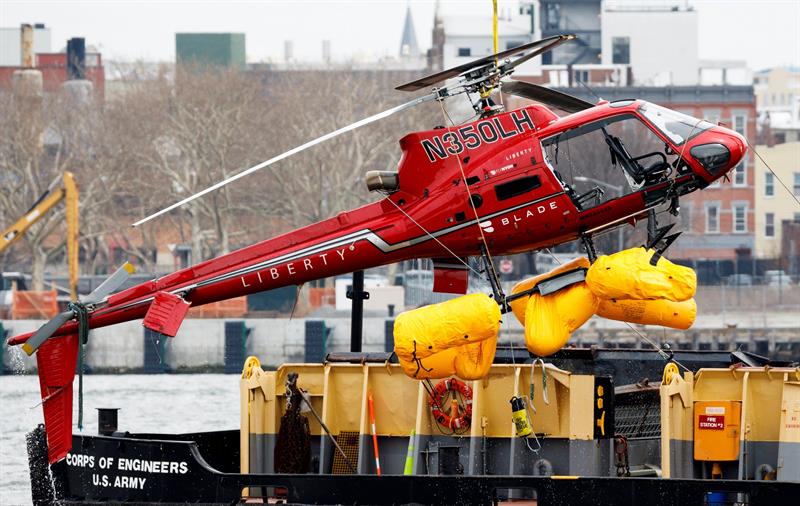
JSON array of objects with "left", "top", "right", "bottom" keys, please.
[{"left": 8, "top": 35, "right": 746, "bottom": 463}]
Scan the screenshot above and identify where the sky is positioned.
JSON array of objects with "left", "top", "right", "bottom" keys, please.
[{"left": 1, "top": 0, "right": 799, "bottom": 70}]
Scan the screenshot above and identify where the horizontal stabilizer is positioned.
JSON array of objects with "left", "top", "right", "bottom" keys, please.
[
  {"left": 432, "top": 259, "right": 469, "bottom": 294},
  {"left": 142, "top": 291, "right": 191, "bottom": 337}
]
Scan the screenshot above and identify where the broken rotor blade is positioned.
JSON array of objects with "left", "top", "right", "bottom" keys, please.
[
  {"left": 395, "top": 34, "right": 574, "bottom": 92},
  {"left": 21, "top": 311, "right": 74, "bottom": 356},
  {"left": 82, "top": 261, "right": 136, "bottom": 305},
  {"left": 501, "top": 80, "right": 593, "bottom": 114},
  {"left": 22, "top": 262, "right": 136, "bottom": 355},
  {"left": 20, "top": 262, "right": 136, "bottom": 355},
  {"left": 132, "top": 93, "right": 438, "bottom": 227}
]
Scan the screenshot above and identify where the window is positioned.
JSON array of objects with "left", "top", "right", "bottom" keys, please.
[
  {"left": 706, "top": 203, "right": 720, "bottom": 233},
  {"left": 638, "top": 102, "right": 713, "bottom": 145},
  {"left": 733, "top": 160, "right": 746, "bottom": 186},
  {"left": 612, "top": 37, "right": 630, "bottom": 64},
  {"left": 458, "top": 47, "right": 471, "bottom": 57},
  {"left": 723, "top": 115, "right": 747, "bottom": 186},
  {"left": 765, "top": 172, "right": 774, "bottom": 196},
  {"left": 732, "top": 113, "right": 746, "bottom": 136},
  {"left": 545, "top": 3, "right": 560, "bottom": 30},
  {"left": 794, "top": 172, "right": 800, "bottom": 196},
  {"left": 681, "top": 202, "right": 693, "bottom": 233},
  {"left": 541, "top": 113, "right": 673, "bottom": 209},
  {"left": 732, "top": 203, "right": 747, "bottom": 233},
  {"left": 494, "top": 175, "right": 541, "bottom": 201},
  {"left": 704, "top": 110, "right": 720, "bottom": 126},
  {"left": 794, "top": 212, "right": 800, "bottom": 223},
  {"left": 765, "top": 213, "right": 775, "bottom": 237}
]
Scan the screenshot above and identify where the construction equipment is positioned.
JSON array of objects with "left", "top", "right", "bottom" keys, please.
[{"left": 0, "top": 171, "right": 79, "bottom": 300}]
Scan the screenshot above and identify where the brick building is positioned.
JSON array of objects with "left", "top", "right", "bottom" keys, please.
[{"left": 0, "top": 47, "right": 105, "bottom": 98}]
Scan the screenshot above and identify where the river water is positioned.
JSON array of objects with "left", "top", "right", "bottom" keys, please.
[{"left": 0, "top": 374, "right": 239, "bottom": 505}]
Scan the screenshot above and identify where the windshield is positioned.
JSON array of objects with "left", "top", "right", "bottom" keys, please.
[
  {"left": 541, "top": 113, "right": 677, "bottom": 208},
  {"left": 638, "top": 102, "right": 713, "bottom": 145}
]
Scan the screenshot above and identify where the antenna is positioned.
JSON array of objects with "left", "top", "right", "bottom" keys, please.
[{"left": 576, "top": 76, "right": 601, "bottom": 102}]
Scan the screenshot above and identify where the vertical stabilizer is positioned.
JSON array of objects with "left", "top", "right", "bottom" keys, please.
[{"left": 36, "top": 333, "right": 78, "bottom": 463}]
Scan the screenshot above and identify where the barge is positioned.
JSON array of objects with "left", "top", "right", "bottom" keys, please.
[{"left": 26, "top": 347, "right": 800, "bottom": 505}]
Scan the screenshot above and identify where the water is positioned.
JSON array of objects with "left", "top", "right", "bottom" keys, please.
[{"left": 0, "top": 374, "right": 239, "bottom": 505}]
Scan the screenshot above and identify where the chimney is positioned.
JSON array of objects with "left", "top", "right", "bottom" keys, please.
[
  {"left": 20, "top": 23, "right": 35, "bottom": 68},
  {"left": 12, "top": 23, "right": 43, "bottom": 99},
  {"left": 284, "top": 40, "right": 293, "bottom": 63},
  {"left": 322, "top": 40, "right": 331, "bottom": 65},
  {"left": 62, "top": 37, "right": 93, "bottom": 103},
  {"left": 66, "top": 37, "right": 86, "bottom": 80},
  {"left": 764, "top": 112, "right": 774, "bottom": 148}
]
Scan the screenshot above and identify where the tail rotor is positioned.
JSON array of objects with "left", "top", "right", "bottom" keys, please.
[
  {"left": 21, "top": 262, "right": 135, "bottom": 356},
  {"left": 16, "top": 262, "right": 135, "bottom": 464}
]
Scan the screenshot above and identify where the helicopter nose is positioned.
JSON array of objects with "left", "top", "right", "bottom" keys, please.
[{"left": 688, "top": 127, "right": 746, "bottom": 182}]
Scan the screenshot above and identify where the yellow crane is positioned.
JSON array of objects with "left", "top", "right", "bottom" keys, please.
[{"left": 0, "top": 171, "right": 79, "bottom": 300}]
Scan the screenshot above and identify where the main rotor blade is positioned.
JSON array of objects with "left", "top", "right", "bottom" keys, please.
[
  {"left": 82, "top": 261, "right": 136, "bottom": 305},
  {"left": 21, "top": 311, "right": 73, "bottom": 355},
  {"left": 132, "top": 93, "right": 437, "bottom": 227},
  {"left": 395, "top": 34, "right": 574, "bottom": 92},
  {"left": 501, "top": 80, "right": 593, "bottom": 114},
  {"left": 500, "top": 34, "right": 576, "bottom": 75}
]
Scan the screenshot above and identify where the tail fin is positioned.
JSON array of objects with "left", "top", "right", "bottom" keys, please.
[{"left": 36, "top": 333, "right": 78, "bottom": 464}]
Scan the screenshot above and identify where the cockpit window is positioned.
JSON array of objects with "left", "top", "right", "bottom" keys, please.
[
  {"left": 541, "top": 113, "right": 676, "bottom": 209},
  {"left": 638, "top": 102, "right": 713, "bottom": 145}
]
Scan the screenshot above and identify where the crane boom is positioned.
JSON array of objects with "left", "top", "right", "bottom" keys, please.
[{"left": 0, "top": 171, "right": 79, "bottom": 300}]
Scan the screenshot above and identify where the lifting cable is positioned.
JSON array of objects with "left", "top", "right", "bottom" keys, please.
[
  {"left": 383, "top": 197, "right": 484, "bottom": 280},
  {"left": 741, "top": 135, "right": 800, "bottom": 208},
  {"left": 436, "top": 100, "right": 502, "bottom": 290}
]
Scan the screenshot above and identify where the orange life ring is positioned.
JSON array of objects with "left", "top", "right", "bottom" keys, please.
[{"left": 429, "top": 378, "right": 473, "bottom": 430}]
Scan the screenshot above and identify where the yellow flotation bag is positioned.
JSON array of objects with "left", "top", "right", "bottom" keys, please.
[
  {"left": 400, "top": 334, "right": 498, "bottom": 380},
  {"left": 524, "top": 283, "right": 598, "bottom": 357},
  {"left": 586, "top": 247, "right": 696, "bottom": 302},
  {"left": 394, "top": 293, "right": 501, "bottom": 380},
  {"left": 509, "top": 256, "right": 590, "bottom": 326},
  {"left": 596, "top": 297, "right": 697, "bottom": 330}
]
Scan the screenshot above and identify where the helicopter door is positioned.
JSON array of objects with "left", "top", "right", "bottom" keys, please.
[{"left": 540, "top": 114, "right": 676, "bottom": 211}]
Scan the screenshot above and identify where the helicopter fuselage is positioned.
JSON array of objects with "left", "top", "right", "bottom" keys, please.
[{"left": 8, "top": 99, "right": 745, "bottom": 344}]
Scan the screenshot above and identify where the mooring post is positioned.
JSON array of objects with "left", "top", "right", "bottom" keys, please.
[{"left": 347, "top": 270, "right": 368, "bottom": 352}]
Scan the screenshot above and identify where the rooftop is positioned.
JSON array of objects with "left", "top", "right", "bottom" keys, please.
[{"left": 553, "top": 84, "right": 755, "bottom": 104}]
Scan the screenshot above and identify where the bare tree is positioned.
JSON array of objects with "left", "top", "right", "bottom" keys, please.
[
  {"left": 1, "top": 66, "right": 442, "bottom": 283},
  {"left": 250, "top": 70, "right": 437, "bottom": 230},
  {"left": 0, "top": 79, "right": 116, "bottom": 287},
  {"left": 111, "top": 65, "right": 274, "bottom": 265}
]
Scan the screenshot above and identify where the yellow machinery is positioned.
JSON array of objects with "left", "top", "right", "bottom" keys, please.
[{"left": 0, "top": 172, "right": 79, "bottom": 300}]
